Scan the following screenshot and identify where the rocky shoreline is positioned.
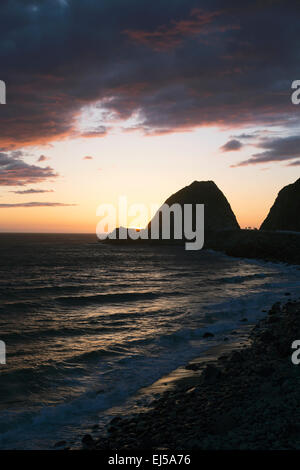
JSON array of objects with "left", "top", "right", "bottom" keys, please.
[
  {"left": 80, "top": 296, "right": 300, "bottom": 450},
  {"left": 205, "top": 230, "right": 300, "bottom": 266}
]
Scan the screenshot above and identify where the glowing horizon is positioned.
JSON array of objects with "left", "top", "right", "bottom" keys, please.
[{"left": 0, "top": 124, "right": 297, "bottom": 233}]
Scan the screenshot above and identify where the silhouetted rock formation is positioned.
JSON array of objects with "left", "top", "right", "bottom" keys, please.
[
  {"left": 148, "top": 180, "right": 240, "bottom": 236},
  {"left": 260, "top": 178, "right": 300, "bottom": 232},
  {"left": 206, "top": 230, "right": 300, "bottom": 265}
]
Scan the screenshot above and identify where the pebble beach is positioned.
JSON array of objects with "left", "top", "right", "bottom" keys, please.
[{"left": 80, "top": 296, "right": 300, "bottom": 451}]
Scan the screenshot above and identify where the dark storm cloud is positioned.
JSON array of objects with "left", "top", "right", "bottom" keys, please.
[
  {"left": 123, "top": 8, "right": 237, "bottom": 50},
  {"left": 11, "top": 188, "right": 54, "bottom": 194},
  {"left": 0, "top": 202, "right": 76, "bottom": 208},
  {"left": 0, "top": 151, "right": 58, "bottom": 186},
  {"left": 0, "top": 0, "right": 299, "bottom": 146},
  {"left": 221, "top": 139, "right": 243, "bottom": 151},
  {"left": 233, "top": 135, "right": 300, "bottom": 166}
]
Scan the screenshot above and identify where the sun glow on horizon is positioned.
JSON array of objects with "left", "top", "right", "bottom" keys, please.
[{"left": 0, "top": 125, "right": 298, "bottom": 233}]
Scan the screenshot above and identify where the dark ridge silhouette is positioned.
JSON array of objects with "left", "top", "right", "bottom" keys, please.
[
  {"left": 147, "top": 180, "right": 240, "bottom": 235},
  {"left": 260, "top": 177, "right": 300, "bottom": 232},
  {"left": 101, "top": 180, "right": 300, "bottom": 265}
]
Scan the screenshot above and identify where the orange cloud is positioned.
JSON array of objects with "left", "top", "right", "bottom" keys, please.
[{"left": 124, "top": 8, "right": 230, "bottom": 50}]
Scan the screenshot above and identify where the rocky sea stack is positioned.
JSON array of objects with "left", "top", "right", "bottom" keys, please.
[
  {"left": 148, "top": 180, "right": 240, "bottom": 234},
  {"left": 260, "top": 178, "right": 300, "bottom": 232}
]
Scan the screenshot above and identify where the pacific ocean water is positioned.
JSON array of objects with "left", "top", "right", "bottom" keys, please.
[{"left": 0, "top": 233, "right": 299, "bottom": 449}]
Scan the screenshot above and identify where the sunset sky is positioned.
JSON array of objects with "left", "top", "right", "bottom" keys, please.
[{"left": 0, "top": 0, "right": 299, "bottom": 232}]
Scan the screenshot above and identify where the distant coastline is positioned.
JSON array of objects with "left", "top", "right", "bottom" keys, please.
[
  {"left": 101, "top": 229, "right": 300, "bottom": 266},
  {"left": 100, "top": 177, "right": 300, "bottom": 266}
]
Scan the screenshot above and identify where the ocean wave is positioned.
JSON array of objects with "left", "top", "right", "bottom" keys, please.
[
  {"left": 0, "top": 290, "right": 184, "bottom": 315},
  {"left": 52, "top": 290, "right": 183, "bottom": 306}
]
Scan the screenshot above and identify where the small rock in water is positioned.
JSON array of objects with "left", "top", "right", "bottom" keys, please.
[
  {"left": 54, "top": 440, "right": 67, "bottom": 448},
  {"left": 82, "top": 434, "right": 95, "bottom": 449},
  {"left": 185, "top": 363, "right": 200, "bottom": 371},
  {"left": 203, "top": 332, "right": 214, "bottom": 338},
  {"left": 110, "top": 416, "right": 122, "bottom": 426},
  {"left": 96, "top": 436, "right": 110, "bottom": 450},
  {"left": 269, "top": 302, "right": 281, "bottom": 315}
]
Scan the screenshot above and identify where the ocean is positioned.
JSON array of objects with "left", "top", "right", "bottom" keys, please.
[{"left": 0, "top": 233, "right": 299, "bottom": 449}]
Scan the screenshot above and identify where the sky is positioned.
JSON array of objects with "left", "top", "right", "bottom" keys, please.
[{"left": 0, "top": 0, "right": 299, "bottom": 232}]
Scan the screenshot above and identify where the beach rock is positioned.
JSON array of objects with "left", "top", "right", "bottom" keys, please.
[
  {"left": 110, "top": 416, "right": 122, "bottom": 426},
  {"left": 81, "top": 434, "right": 95, "bottom": 449},
  {"left": 202, "top": 364, "right": 221, "bottom": 382},
  {"left": 267, "top": 315, "right": 280, "bottom": 323},
  {"left": 211, "top": 414, "right": 236, "bottom": 434},
  {"left": 185, "top": 363, "right": 200, "bottom": 371},
  {"left": 203, "top": 332, "right": 215, "bottom": 338},
  {"left": 95, "top": 437, "right": 110, "bottom": 450},
  {"left": 258, "top": 330, "right": 275, "bottom": 343},
  {"left": 269, "top": 302, "right": 281, "bottom": 315},
  {"left": 255, "top": 365, "right": 275, "bottom": 377},
  {"left": 54, "top": 440, "right": 67, "bottom": 448},
  {"left": 260, "top": 178, "right": 300, "bottom": 231},
  {"left": 276, "top": 341, "right": 292, "bottom": 358},
  {"left": 186, "top": 438, "right": 202, "bottom": 449}
]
